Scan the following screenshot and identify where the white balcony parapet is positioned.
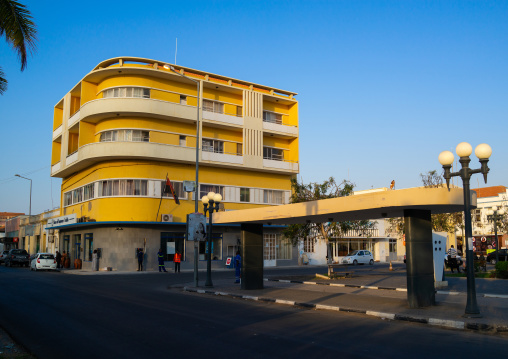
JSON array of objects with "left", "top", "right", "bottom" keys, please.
[
  {"left": 202, "top": 151, "right": 243, "bottom": 165},
  {"left": 51, "top": 162, "right": 61, "bottom": 174},
  {"left": 262, "top": 121, "right": 298, "bottom": 136},
  {"left": 68, "top": 110, "right": 80, "bottom": 128},
  {"left": 53, "top": 125, "right": 63, "bottom": 140},
  {"left": 263, "top": 159, "right": 298, "bottom": 172},
  {"left": 202, "top": 110, "right": 243, "bottom": 126},
  {"left": 66, "top": 151, "right": 78, "bottom": 165}
]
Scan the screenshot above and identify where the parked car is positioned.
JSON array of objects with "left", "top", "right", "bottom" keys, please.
[
  {"left": 30, "top": 253, "right": 57, "bottom": 271},
  {"left": 4, "top": 249, "right": 30, "bottom": 267},
  {"left": 342, "top": 250, "right": 374, "bottom": 265},
  {"left": 486, "top": 249, "right": 508, "bottom": 265},
  {"left": 0, "top": 250, "right": 9, "bottom": 264}
]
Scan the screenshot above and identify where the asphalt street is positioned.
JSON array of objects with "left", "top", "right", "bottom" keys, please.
[{"left": 0, "top": 264, "right": 506, "bottom": 359}]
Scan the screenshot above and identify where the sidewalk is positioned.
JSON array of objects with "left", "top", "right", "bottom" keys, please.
[{"left": 178, "top": 270, "right": 508, "bottom": 335}]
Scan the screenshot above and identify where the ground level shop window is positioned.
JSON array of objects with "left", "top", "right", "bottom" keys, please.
[
  {"left": 199, "top": 233, "right": 222, "bottom": 261},
  {"left": 160, "top": 232, "right": 185, "bottom": 261}
]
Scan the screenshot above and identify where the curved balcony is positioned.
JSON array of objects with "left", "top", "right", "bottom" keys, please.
[
  {"left": 262, "top": 121, "right": 298, "bottom": 138},
  {"left": 52, "top": 142, "right": 197, "bottom": 177},
  {"left": 79, "top": 98, "right": 198, "bottom": 124}
]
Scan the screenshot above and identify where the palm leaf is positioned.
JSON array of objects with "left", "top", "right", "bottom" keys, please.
[
  {"left": 0, "top": 67, "right": 6, "bottom": 94},
  {"left": 0, "top": 0, "right": 37, "bottom": 71}
]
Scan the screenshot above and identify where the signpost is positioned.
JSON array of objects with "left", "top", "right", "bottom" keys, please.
[{"left": 187, "top": 213, "right": 207, "bottom": 287}]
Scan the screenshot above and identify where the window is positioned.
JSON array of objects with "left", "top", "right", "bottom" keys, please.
[
  {"left": 200, "top": 184, "right": 225, "bottom": 200},
  {"left": 161, "top": 181, "right": 186, "bottom": 199},
  {"left": 472, "top": 209, "right": 482, "bottom": 222},
  {"left": 264, "top": 190, "right": 283, "bottom": 204},
  {"left": 273, "top": 234, "right": 292, "bottom": 260},
  {"left": 236, "top": 143, "right": 242, "bottom": 156},
  {"left": 84, "top": 233, "right": 93, "bottom": 262},
  {"left": 179, "top": 136, "right": 186, "bottom": 146},
  {"left": 180, "top": 95, "right": 187, "bottom": 105},
  {"left": 203, "top": 100, "right": 224, "bottom": 114},
  {"left": 389, "top": 239, "right": 397, "bottom": 254},
  {"left": 103, "top": 87, "right": 150, "bottom": 99},
  {"left": 99, "top": 179, "right": 148, "bottom": 197},
  {"left": 64, "top": 192, "right": 72, "bottom": 206},
  {"left": 240, "top": 188, "right": 250, "bottom": 202},
  {"left": 83, "top": 183, "right": 94, "bottom": 201},
  {"left": 202, "top": 139, "right": 224, "bottom": 153},
  {"left": 236, "top": 106, "right": 243, "bottom": 117},
  {"left": 303, "top": 237, "right": 315, "bottom": 253},
  {"left": 199, "top": 233, "right": 222, "bottom": 260},
  {"left": 72, "top": 188, "right": 83, "bottom": 204},
  {"left": 263, "top": 147, "right": 284, "bottom": 161},
  {"left": 100, "top": 130, "right": 149, "bottom": 142},
  {"left": 263, "top": 111, "right": 282, "bottom": 124}
]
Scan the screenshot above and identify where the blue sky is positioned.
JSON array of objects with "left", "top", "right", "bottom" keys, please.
[{"left": 1, "top": 0, "right": 507, "bottom": 215}]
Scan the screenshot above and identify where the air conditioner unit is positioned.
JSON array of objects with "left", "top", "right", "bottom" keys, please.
[{"left": 161, "top": 214, "right": 173, "bottom": 222}]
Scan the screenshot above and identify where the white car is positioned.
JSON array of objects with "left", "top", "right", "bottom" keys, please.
[
  {"left": 30, "top": 253, "right": 57, "bottom": 271},
  {"left": 342, "top": 250, "right": 374, "bottom": 265}
]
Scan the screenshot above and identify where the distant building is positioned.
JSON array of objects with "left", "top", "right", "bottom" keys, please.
[{"left": 48, "top": 57, "right": 300, "bottom": 271}]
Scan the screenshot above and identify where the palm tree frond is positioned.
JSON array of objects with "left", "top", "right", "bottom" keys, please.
[
  {"left": 0, "top": 0, "right": 38, "bottom": 71},
  {"left": 0, "top": 66, "right": 7, "bottom": 94}
]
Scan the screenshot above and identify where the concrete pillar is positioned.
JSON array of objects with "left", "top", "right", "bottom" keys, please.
[
  {"left": 241, "top": 223, "right": 264, "bottom": 290},
  {"left": 404, "top": 209, "right": 435, "bottom": 308}
]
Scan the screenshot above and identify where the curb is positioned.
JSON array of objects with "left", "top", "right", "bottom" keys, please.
[
  {"left": 265, "top": 278, "right": 508, "bottom": 299},
  {"left": 183, "top": 286, "right": 508, "bottom": 335}
]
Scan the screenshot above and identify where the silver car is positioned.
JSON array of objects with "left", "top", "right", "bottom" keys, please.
[{"left": 342, "top": 250, "right": 374, "bottom": 265}]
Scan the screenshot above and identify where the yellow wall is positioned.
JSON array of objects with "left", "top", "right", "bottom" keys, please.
[
  {"left": 81, "top": 81, "right": 98, "bottom": 106},
  {"left": 95, "top": 117, "right": 197, "bottom": 136},
  {"left": 60, "top": 160, "right": 292, "bottom": 222},
  {"left": 51, "top": 141, "right": 61, "bottom": 165},
  {"left": 202, "top": 126, "right": 242, "bottom": 143},
  {"left": 203, "top": 88, "right": 242, "bottom": 105},
  {"left": 78, "top": 121, "right": 95, "bottom": 147},
  {"left": 53, "top": 107, "right": 63, "bottom": 130},
  {"left": 70, "top": 96, "right": 80, "bottom": 115},
  {"left": 68, "top": 133, "right": 79, "bottom": 154},
  {"left": 97, "top": 75, "right": 198, "bottom": 98}
]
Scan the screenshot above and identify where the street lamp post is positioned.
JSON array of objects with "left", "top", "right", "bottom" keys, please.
[
  {"left": 15, "top": 174, "right": 32, "bottom": 222},
  {"left": 202, "top": 192, "right": 222, "bottom": 288},
  {"left": 164, "top": 64, "right": 201, "bottom": 288},
  {"left": 439, "top": 142, "right": 492, "bottom": 317},
  {"left": 487, "top": 206, "right": 505, "bottom": 265}
]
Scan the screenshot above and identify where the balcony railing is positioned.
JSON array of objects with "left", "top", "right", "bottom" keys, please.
[
  {"left": 66, "top": 151, "right": 78, "bottom": 165},
  {"left": 262, "top": 120, "right": 298, "bottom": 136},
  {"left": 201, "top": 150, "right": 243, "bottom": 165},
  {"left": 263, "top": 158, "right": 298, "bottom": 172},
  {"left": 202, "top": 109, "right": 243, "bottom": 126},
  {"left": 68, "top": 110, "right": 80, "bottom": 128}
]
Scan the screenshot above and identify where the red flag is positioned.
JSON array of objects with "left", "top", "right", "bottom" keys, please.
[{"left": 165, "top": 177, "right": 180, "bottom": 205}]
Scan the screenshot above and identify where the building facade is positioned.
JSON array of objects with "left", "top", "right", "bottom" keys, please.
[
  {"left": 463, "top": 185, "right": 508, "bottom": 252},
  {"left": 49, "top": 57, "right": 299, "bottom": 271}
]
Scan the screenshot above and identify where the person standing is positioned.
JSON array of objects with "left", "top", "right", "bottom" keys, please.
[
  {"left": 92, "top": 249, "right": 99, "bottom": 271},
  {"left": 157, "top": 249, "right": 167, "bottom": 272},
  {"left": 173, "top": 250, "right": 181, "bottom": 273},
  {"left": 55, "top": 250, "right": 62, "bottom": 269},
  {"left": 447, "top": 245, "right": 460, "bottom": 273},
  {"left": 137, "top": 248, "right": 144, "bottom": 271},
  {"left": 234, "top": 250, "right": 241, "bottom": 283}
]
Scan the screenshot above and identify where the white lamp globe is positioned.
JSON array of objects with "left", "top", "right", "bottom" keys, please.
[
  {"left": 201, "top": 195, "right": 209, "bottom": 204},
  {"left": 493, "top": 206, "right": 498, "bottom": 211},
  {"left": 499, "top": 209, "right": 505, "bottom": 215},
  {"left": 207, "top": 192, "right": 215, "bottom": 200},
  {"left": 456, "top": 142, "right": 472, "bottom": 157},
  {"left": 487, "top": 209, "right": 494, "bottom": 216},
  {"left": 475, "top": 143, "right": 492, "bottom": 159},
  {"left": 438, "top": 151, "right": 454, "bottom": 166},
  {"left": 213, "top": 193, "right": 222, "bottom": 203}
]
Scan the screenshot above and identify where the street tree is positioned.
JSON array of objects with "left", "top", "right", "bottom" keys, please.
[
  {"left": 0, "top": 0, "right": 37, "bottom": 94},
  {"left": 283, "top": 177, "right": 374, "bottom": 264},
  {"left": 387, "top": 170, "right": 463, "bottom": 235}
]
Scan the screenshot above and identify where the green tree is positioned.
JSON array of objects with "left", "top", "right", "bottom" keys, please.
[
  {"left": 387, "top": 170, "right": 463, "bottom": 235},
  {"left": 283, "top": 177, "right": 374, "bottom": 264},
  {"left": 0, "top": 0, "right": 37, "bottom": 94}
]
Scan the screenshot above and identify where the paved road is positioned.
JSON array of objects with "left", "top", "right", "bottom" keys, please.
[{"left": 0, "top": 264, "right": 506, "bottom": 359}]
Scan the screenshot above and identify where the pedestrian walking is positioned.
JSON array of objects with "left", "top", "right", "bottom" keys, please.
[
  {"left": 447, "top": 245, "right": 460, "bottom": 273},
  {"left": 174, "top": 250, "right": 181, "bottom": 273},
  {"left": 55, "top": 250, "right": 62, "bottom": 269},
  {"left": 157, "top": 249, "right": 167, "bottom": 272},
  {"left": 137, "top": 248, "right": 144, "bottom": 271},
  {"left": 234, "top": 250, "right": 241, "bottom": 283}
]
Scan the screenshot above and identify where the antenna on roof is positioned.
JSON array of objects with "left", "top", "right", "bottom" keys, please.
[{"left": 175, "top": 38, "right": 178, "bottom": 65}]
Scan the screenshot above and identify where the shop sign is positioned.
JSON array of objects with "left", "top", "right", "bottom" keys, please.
[{"left": 47, "top": 214, "right": 77, "bottom": 228}]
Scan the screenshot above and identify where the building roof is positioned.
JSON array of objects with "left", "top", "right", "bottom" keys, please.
[
  {"left": 0, "top": 212, "right": 25, "bottom": 218},
  {"left": 472, "top": 186, "right": 507, "bottom": 198}
]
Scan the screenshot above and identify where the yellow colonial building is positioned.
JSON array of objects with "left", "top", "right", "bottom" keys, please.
[{"left": 49, "top": 57, "right": 299, "bottom": 271}]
